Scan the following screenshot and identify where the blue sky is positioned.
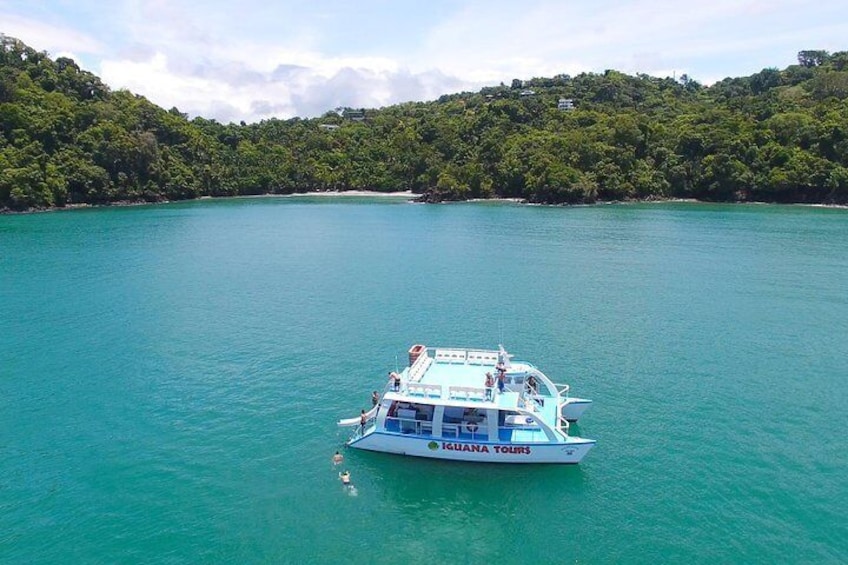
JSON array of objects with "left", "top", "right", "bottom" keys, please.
[{"left": 2, "top": 0, "right": 846, "bottom": 123}]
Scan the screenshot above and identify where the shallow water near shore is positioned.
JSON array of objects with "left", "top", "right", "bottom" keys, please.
[{"left": 2, "top": 198, "right": 847, "bottom": 563}]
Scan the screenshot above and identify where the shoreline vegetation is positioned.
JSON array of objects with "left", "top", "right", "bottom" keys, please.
[
  {"left": 7, "top": 192, "right": 847, "bottom": 216},
  {"left": 2, "top": 36, "right": 848, "bottom": 213},
  {"left": 0, "top": 190, "right": 410, "bottom": 214}
]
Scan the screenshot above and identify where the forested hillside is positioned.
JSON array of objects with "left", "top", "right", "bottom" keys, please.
[{"left": 2, "top": 35, "right": 847, "bottom": 211}]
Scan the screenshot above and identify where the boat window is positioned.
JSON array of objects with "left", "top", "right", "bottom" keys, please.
[
  {"left": 418, "top": 404, "right": 433, "bottom": 421},
  {"left": 463, "top": 408, "right": 483, "bottom": 422},
  {"left": 443, "top": 406, "right": 464, "bottom": 423},
  {"left": 389, "top": 402, "right": 434, "bottom": 422}
]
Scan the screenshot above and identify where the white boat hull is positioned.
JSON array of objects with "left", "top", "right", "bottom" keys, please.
[
  {"left": 350, "top": 432, "right": 595, "bottom": 464},
  {"left": 561, "top": 398, "right": 592, "bottom": 422}
]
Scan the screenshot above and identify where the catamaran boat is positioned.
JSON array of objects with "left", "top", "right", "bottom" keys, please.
[{"left": 338, "top": 345, "right": 595, "bottom": 464}]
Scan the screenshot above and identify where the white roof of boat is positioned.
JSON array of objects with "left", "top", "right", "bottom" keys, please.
[{"left": 393, "top": 348, "right": 537, "bottom": 410}]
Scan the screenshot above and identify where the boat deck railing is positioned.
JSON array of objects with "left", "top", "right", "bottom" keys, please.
[
  {"left": 385, "top": 416, "right": 434, "bottom": 436},
  {"left": 432, "top": 348, "right": 500, "bottom": 366},
  {"left": 401, "top": 383, "right": 493, "bottom": 403},
  {"left": 554, "top": 382, "right": 570, "bottom": 399},
  {"left": 383, "top": 417, "right": 554, "bottom": 443},
  {"left": 349, "top": 414, "right": 378, "bottom": 441},
  {"left": 434, "top": 349, "right": 468, "bottom": 364}
]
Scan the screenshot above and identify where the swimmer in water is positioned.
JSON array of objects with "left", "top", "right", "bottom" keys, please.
[
  {"left": 340, "top": 470, "right": 351, "bottom": 485},
  {"left": 332, "top": 451, "right": 343, "bottom": 465}
]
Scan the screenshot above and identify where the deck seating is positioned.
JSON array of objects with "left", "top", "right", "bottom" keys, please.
[
  {"left": 408, "top": 355, "right": 432, "bottom": 383},
  {"left": 449, "top": 385, "right": 487, "bottom": 401},
  {"left": 466, "top": 350, "right": 498, "bottom": 365},
  {"left": 466, "top": 351, "right": 486, "bottom": 365},
  {"left": 407, "top": 384, "right": 426, "bottom": 397},
  {"left": 407, "top": 383, "right": 442, "bottom": 398},
  {"left": 448, "top": 387, "right": 467, "bottom": 401},
  {"left": 435, "top": 349, "right": 467, "bottom": 364}
]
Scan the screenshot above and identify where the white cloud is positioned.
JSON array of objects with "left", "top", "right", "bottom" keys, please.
[
  {"left": 3, "top": 0, "right": 848, "bottom": 122},
  {"left": 79, "top": 0, "right": 471, "bottom": 122},
  {"left": 100, "top": 52, "right": 292, "bottom": 122},
  {"left": 0, "top": 13, "right": 103, "bottom": 55},
  {"left": 416, "top": 0, "right": 848, "bottom": 81},
  {"left": 98, "top": 48, "right": 469, "bottom": 123}
]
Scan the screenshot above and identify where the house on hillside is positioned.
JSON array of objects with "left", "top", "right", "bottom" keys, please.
[
  {"left": 343, "top": 109, "right": 366, "bottom": 122},
  {"left": 319, "top": 124, "right": 340, "bottom": 131},
  {"left": 557, "top": 98, "right": 575, "bottom": 111}
]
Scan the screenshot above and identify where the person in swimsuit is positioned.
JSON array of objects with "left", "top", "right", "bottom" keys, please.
[
  {"left": 389, "top": 371, "right": 401, "bottom": 391},
  {"left": 359, "top": 409, "right": 368, "bottom": 435}
]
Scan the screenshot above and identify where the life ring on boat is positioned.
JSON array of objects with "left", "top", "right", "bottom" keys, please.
[{"left": 465, "top": 422, "right": 479, "bottom": 434}]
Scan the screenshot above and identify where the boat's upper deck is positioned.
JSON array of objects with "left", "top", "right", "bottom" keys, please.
[{"left": 394, "top": 347, "right": 542, "bottom": 411}]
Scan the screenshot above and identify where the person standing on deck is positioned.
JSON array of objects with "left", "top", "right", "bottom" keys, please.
[
  {"left": 497, "top": 369, "right": 505, "bottom": 395},
  {"left": 371, "top": 390, "right": 379, "bottom": 407},
  {"left": 359, "top": 409, "right": 368, "bottom": 435},
  {"left": 485, "top": 372, "right": 495, "bottom": 400},
  {"left": 389, "top": 371, "right": 401, "bottom": 392}
]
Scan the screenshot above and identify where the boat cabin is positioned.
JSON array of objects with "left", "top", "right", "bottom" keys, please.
[
  {"left": 371, "top": 345, "right": 568, "bottom": 443},
  {"left": 377, "top": 396, "right": 558, "bottom": 443}
]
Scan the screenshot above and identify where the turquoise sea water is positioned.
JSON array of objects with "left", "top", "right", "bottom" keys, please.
[{"left": 2, "top": 197, "right": 847, "bottom": 563}]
